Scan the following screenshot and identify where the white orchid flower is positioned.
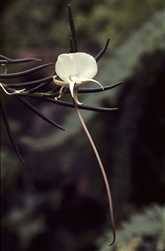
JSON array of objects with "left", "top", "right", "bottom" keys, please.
[{"left": 53, "top": 52, "right": 104, "bottom": 104}]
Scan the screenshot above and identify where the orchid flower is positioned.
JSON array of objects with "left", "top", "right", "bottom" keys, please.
[
  {"left": 53, "top": 52, "right": 104, "bottom": 104},
  {"left": 53, "top": 51, "right": 116, "bottom": 246}
]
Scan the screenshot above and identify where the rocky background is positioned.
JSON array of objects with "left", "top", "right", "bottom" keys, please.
[{"left": 1, "top": 1, "right": 165, "bottom": 251}]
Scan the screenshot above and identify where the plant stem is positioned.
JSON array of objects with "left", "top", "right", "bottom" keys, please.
[{"left": 73, "top": 99, "right": 116, "bottom": 246}]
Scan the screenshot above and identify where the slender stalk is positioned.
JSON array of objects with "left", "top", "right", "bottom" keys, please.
[{"left": 73, "top": 99, "right": 116, "bottom": 246}]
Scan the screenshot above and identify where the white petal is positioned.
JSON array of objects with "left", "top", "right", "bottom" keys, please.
[
  {"left": 69, "top": 52, "right": 98, "bottom": 81},
  {"left": 55, "top": 54, "right": 73, "bottom": 83},
  {"left": 55, "top": 52, "right": 98, "bottom": 83}
]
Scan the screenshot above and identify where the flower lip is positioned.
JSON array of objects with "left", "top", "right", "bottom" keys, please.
[
  {"left": 55, "top": 52, "right": 98, "bottom": 82},
  {"left": 53, "top": 52, "right": 104, "bottom": 104}
]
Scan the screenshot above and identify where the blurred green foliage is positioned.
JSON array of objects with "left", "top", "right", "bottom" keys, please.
[
  {"left": 1, "top": 147, "right": 21, "bottom": 193},
  {"left": 1, "top": 0, "right": 165, "bottom": 55},
  {"left": 97, "top": 204, "right": 165, "bottom": 251}
]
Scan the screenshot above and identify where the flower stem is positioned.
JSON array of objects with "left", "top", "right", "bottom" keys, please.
[{"left": 73, "top": 99, "right": 116, "bottom": 246}]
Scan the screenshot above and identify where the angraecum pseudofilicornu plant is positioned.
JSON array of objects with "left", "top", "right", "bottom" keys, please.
[{"left": 0, "top": 5, "right": 122, "bottom": 246}]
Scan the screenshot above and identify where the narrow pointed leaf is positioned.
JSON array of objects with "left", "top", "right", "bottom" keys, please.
[
  {"left": 68, "top": 4, "right": 78, "bottom": 52},
  {"left": 0, "top": 58, "right": 41, "bottom": 64},
  {"left": 0, "top": 63, "right": 53, "bottom": 79},
  {"left": 95, "top": 38, "right": 110, "bottom": 62},
  {"left": 5, "top": 76, "right": 52, "bottom": 88},
  {"left": 77, "top": 81, "right": 122, "bottom": 93},
  {"left": 0, "top": 55, "right": 12, "bottom": 61},
  {"left": 0, "top": 98, "right": 25, "bottom": 164},
  {"left": 15, "top": 95, "right": 65, "bottom": 131},
  {"left": 28, "top": 95, "right": 118, "bottom": 112},
  {"left": 25, "top": 81, "right": 51, "bottom": 94}
]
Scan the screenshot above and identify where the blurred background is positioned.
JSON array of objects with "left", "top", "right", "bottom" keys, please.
[{"left": 1, "top": 1, "right": 165, "bottom": 251}]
